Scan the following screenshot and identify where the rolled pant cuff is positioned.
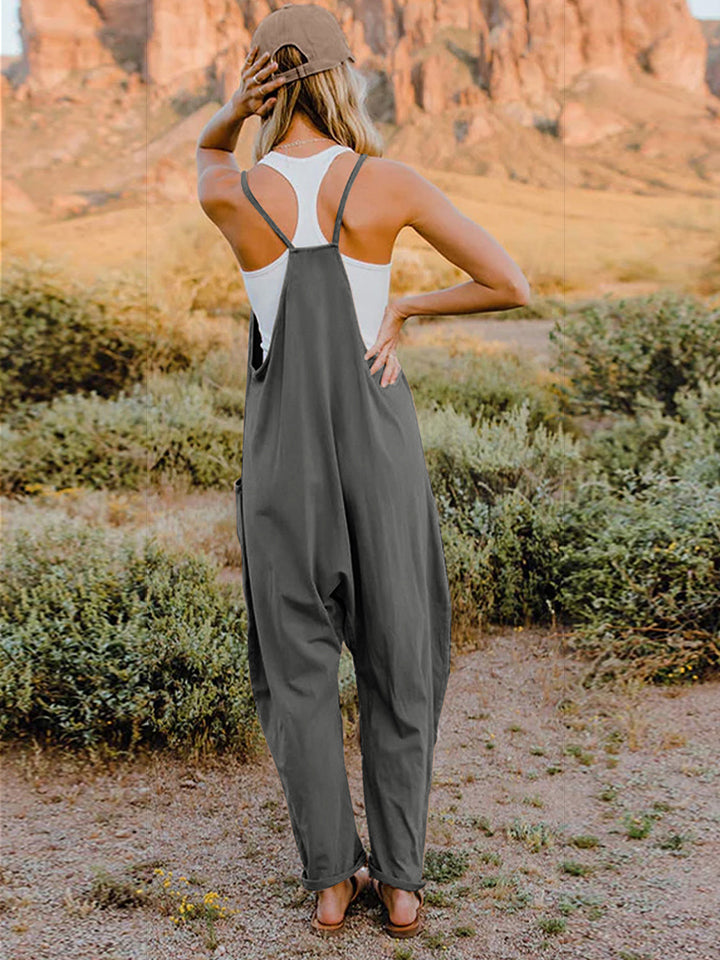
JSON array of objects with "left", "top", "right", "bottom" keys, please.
[
  {"left": 368, "top": 865, "right": 427, "bottom": 893},
  {"left": 301, "top": 847, "right": 368, "bottom": 892}
]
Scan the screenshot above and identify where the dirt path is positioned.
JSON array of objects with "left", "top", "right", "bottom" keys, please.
[{"left": 2, "top": 627, "right": 719, "bottom": 960}]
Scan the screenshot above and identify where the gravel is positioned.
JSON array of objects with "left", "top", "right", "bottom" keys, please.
[{"left": 2, "top": 626, "right": 719, "bottom": 960}]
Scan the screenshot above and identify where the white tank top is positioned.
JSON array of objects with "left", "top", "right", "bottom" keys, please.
[{"left": 239, "top": 145, "right": 391, "bottom": 361}]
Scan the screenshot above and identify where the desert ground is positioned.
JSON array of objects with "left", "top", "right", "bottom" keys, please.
[{"left": 3, "top": 627, "right": 719, "bottom": 960}]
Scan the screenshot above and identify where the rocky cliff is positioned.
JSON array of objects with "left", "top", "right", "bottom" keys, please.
[
  {"left": 3, "top": 0, "right": 718, "bottom": 205},
  {"left": 699, "top": 19, "right": 720, "bottom": 98},
  {"left": 10, "top": 0, "right": 714, "bottom": 129},
  {"left": 16, "top": 0, "right": 119, "bottom": 90}
]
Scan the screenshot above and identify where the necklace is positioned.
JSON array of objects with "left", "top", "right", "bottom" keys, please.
[{"left": 274, "top": 136, "right": 335, "bottom": 150}]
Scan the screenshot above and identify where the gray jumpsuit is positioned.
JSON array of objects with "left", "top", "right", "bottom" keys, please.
[{"left": 234, "top": 152, "right": 452, "bottom": 893}]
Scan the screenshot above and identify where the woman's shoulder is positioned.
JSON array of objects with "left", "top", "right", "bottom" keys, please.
[{"left": 352, "top": 152, "right": 424, "bottom": 193}]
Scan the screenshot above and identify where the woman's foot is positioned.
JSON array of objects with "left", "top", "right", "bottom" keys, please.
[
  {"left": 315, "top": 865, "right": 370, "bottom": 925},
  {"left": 372, "top": 877, "right": 422, "bottom": 927}
]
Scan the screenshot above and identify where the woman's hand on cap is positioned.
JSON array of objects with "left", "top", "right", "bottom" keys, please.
[{"left": 233, "top": 44, "right": 286, "bottom": 119}]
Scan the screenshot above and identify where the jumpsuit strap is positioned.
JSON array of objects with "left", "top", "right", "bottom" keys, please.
[
  {"left": 241, "top": 169, "right": 296, "bottom": 250},
  {"left": 332, "top": 154, "right": 368, "bottom": 246}
]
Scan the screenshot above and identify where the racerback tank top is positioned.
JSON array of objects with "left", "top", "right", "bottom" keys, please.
[{"left": 239, "top": 144, "right": 392, "bottom": 361}]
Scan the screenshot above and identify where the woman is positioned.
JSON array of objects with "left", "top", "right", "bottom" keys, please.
[{"left": 196, "top": 3, "right": 530, "bottom": 940}]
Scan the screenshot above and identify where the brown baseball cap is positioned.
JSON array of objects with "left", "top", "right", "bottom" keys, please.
[{"left": 250, "top": 3, "right": 355, "bottom": 85}]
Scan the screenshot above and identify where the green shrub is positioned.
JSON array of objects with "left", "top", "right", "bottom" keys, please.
[
  {"left": 420, "top": 401, "right": 583, "bottom": 634},
  {"left": 420, "top": 399, "right": 590, "bottom": 520},
  {"left": 419, "top": 402, "right": 607, "bottom": 636},
  {"left": 440, "top": 520, "right": 494, "bottom": 638},
  {"left": 402, "top": 346, "right": 564, "bottom": 430},
  {"left": 1, "top": 381, "right": 243, "bottom": 494},
  {"left": 0, "top": 520, "right": 262, "bottom": 759},
  {"left": 557, "top": 474, "right": 720, "bottom": 685},
  {"left": 585, "top": 380, "right": 720, "bottom": 487},
  {"left": 176, "top": 348, "right": 247, "bottom": 420},
  {"left": 549, "top": 291, "right": 720, "bottom": 417},
  {"left": 439, "top": 487, "right": 565, "bottom": 636},
  {"left": 426, "top": 396, "right": 719, "bottom": 673},
  {"left": 0, "top": 258, "right": 201, "bottom": 413}
]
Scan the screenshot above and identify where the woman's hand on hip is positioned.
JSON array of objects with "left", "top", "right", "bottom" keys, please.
[
  {"left": 232, "top": 45, "right": 286, "bottom": 120},
  {"left": 364, "top": 301, "right": 408, "bottom": 388}
]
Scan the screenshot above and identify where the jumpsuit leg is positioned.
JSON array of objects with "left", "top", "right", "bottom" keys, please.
[
  {"left": 237, "top": 480, "right": 367, "bottom": 892},
  {"left": 344, "top": 472, "right": 453, "bottom": 893}
]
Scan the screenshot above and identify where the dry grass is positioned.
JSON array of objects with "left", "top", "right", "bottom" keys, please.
[
  {"left": 4, "top": 153, "right": 718, "bottom": 306},
  {"left": 1, "top": 488, "right": 243, "bottom": 584}
]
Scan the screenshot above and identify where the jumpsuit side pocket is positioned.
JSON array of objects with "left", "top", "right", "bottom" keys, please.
[{"left": 233, "top": 476, "right": 244, "bottom": 547}]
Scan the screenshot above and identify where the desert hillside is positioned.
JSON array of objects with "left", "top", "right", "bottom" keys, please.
[{"left": 2, "top": 0, "right": 719, "bottom": 300}]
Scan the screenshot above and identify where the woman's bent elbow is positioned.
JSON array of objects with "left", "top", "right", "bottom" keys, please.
[{"left": 505, "top": 278, "right": 531, "bottom": 307}]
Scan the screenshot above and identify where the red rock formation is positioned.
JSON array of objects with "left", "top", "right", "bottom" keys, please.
[
  {"left": 1, "top": 178, "right": 39, "bottom": 217},
  {"left": 146, "top": 0, "right": 715, "bottom": 119},
  {"left": 558, "top": 101, "right": 627, "bottom": 147},
  {"left": 11, "top": 0, "right": 715, "bottom": 124},
  {"left": 93, "top": 0, "right": 150, "bottom": 75},
  {"left": 18, "top": 0, "right": 125, "bottom": 92},
  {"left": 146, "top": 0, "right": 251, "bottom": 101},
  {"left": 698, "top": 20, "right": 720, "bottom": 98},
  {"left": 478, "top": 0, "right": 708, "bottom": 112}
]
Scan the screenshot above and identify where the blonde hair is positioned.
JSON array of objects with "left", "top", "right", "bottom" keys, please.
[{"left": 252, "top": 43, "right": 384, "bottom": 163}]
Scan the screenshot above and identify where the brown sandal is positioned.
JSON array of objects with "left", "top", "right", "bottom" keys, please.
[
  {"left": 310, "top": 869, "right": 366, "bottom": 936},
  {"left": 372, "top": 877, "right": 425, "bottom": 938}
]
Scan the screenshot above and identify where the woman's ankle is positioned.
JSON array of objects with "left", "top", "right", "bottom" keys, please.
[{"left": 318, "top": 876, "right": 351, "bottom": 897}]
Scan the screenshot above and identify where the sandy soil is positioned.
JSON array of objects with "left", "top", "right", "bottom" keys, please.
[{"left": 2, "top": 627, "right": 719, "bottom": 960}]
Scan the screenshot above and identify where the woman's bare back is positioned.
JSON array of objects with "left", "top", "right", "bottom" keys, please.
[
  {"left": 221, "top": 152, "right": 407, "bottom": 272},
  {"left": 199, "top": 147, "right": 530, "bottom": 310}
]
